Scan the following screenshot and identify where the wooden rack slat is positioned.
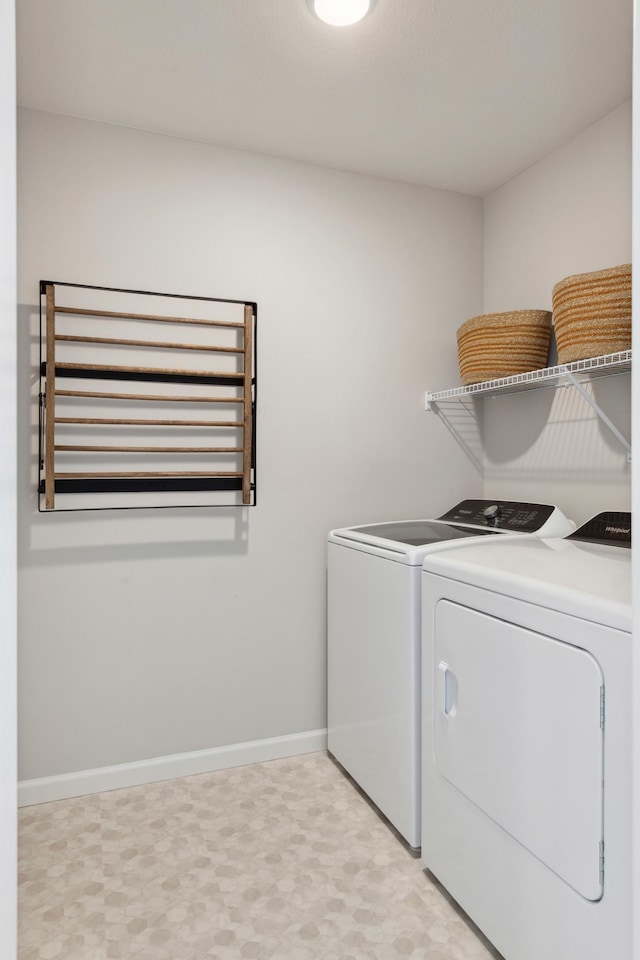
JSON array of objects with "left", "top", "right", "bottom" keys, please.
[
  {"left": 55, "top": 445, "right": 243, "bottom": 453},
  {"left": 52, "top": 361, "right": 245, "bottom": 380},
  {"left": 45, "top": 285, "right": 56, "bottom": 509},
  {"left": 55, "top": 334, "right": 244, "bottom": 354},
  {"left": 54, "top": 471, "right": 244, "bottom": 479},
  {"left": 55, "top": 417, "right": 242, "bottom": 427},
  {"left": 56, "top": 306, "right": 245, "bottom": 329},
  {"left": 56, "top": 390, "right": 244, "bottom": 404},
  {"left": 242, "top": 304, "right": 254, "bottom": 505}
]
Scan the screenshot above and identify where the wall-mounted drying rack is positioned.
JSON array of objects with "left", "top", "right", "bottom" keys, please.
[
  {"left": 425, "top": 350, "right": 632, "bottom": 461},
  {"left": 39, "top": 281, "right": 257, "bottom": 511}
]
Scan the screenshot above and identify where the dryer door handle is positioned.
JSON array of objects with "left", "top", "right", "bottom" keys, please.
[{"left": 437, "top": 661, "right": 458, "bottom": 717}]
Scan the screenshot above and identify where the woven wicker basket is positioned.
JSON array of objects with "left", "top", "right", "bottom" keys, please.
[
  {"left": 552, "top": 263, "right": 631, "bottom": 364},
  {"left": 456, "top": 310, "right": 552, "bottom": 386}
]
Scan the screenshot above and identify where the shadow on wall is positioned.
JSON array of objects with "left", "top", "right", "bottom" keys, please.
[
  {"left": 481, "top": 375, "right": 631, "bottom": 475},
  {"left": 428, "top": 365, "right": 631, "bottom": 517},
  {"left": 17, "top": 302, "right": 250, "bottom": 567}
]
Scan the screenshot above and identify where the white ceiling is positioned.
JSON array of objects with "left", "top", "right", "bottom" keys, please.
[{"left": 17, "top": 0, "right": 632, "bottom": 196}]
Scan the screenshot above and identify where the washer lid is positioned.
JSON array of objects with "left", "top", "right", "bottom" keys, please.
[
  {"left": 341, "top": 519, "right": 502, "bottom": 547},
  {"left": 328, "top": 518, "right": 508, "bottom": 564},
  {"left": 422, "top": 538, "right": 631, "bottom": 632}
]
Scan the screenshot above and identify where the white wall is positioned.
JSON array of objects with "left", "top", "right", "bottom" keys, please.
[
  {"left": 1, "top": 0, "right": 17, "bottom": 955},
  {"left": 17, "top": 109, "right": 483, "bottom": 781},
  {"left": 482, "top": 101, "right": 632, "bottom": 523}
]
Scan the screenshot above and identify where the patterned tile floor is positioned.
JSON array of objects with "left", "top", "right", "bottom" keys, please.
[{"left": 19, "top": 752, "right": 502, "bottom": 960}]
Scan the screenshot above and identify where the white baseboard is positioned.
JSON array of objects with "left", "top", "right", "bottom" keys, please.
[{"left": 18, "top": 728, "right": 328, "bottom": 807}]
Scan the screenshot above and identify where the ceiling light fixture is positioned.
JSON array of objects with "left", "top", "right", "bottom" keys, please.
[{"left": 307, "top": 0, "right": 376, "bottom": 27}]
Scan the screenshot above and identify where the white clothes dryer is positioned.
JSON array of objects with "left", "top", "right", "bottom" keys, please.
[
  {"left": 421, "top": 512, "right": 631, "bottom": 960},
  {"left": 327, "top": 499, "right": 574, "bottom": 849}
]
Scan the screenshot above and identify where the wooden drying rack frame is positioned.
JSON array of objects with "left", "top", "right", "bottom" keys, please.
[{"left": 38, "top": 280, "right": 257, "bottom": 511}]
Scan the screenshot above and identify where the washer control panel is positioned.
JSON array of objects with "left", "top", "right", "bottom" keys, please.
[{"left": 437, "top": 499, "right": 556, "bottom": 532}]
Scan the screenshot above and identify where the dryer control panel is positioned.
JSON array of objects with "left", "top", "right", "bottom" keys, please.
[
  {"left": 568, "top": 511, "right": 631, "bottom": 548},
  {"left": 437, "top": 499, "right": 556, "bottom": 532}
]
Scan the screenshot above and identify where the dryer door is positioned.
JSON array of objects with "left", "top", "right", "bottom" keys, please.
[{"left": 433, "top": 600, "right": 604, "bottom": 901}]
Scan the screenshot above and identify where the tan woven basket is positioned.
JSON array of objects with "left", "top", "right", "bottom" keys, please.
[
  {"left": 552, "top": 263, "right": 631, "bottom": 364},
  {"left": 456, "top": 310, "right": 552, "bottom": 386}
]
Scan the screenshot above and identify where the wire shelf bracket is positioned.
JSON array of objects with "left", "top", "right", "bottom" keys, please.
[{"left": 563, "top": 368, "right": 631, "bottom": 462}]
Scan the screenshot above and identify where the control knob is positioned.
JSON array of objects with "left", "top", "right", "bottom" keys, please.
[{"left": 483, "top": 504, "right": 501, "bottom": 524}]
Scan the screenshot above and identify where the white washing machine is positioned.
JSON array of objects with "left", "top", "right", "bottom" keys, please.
[
  {"left": 421, "top": 512, "right": 632, "bottom": 960},
  {"left": 327, "top": 499, "right": 574, "bottom": 849}
]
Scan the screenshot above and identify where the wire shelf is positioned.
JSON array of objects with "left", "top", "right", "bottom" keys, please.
[{"left": 425, "top": 350, "right": 632, "bottom": 408}]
